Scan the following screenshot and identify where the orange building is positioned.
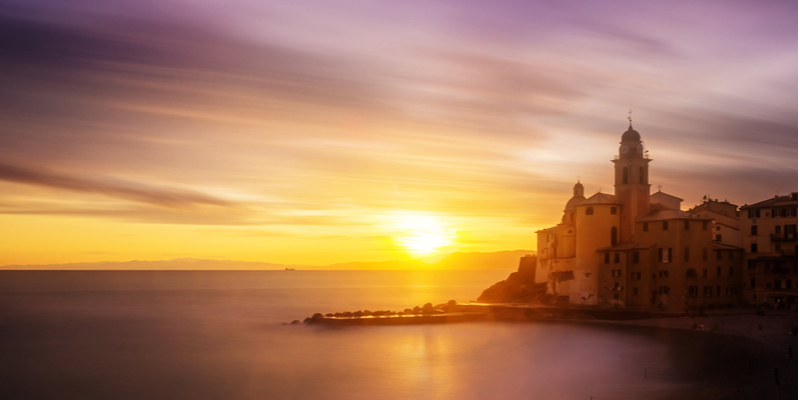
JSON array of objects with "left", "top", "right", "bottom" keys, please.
[{"left": 536, "top": 123, "right": 744, "bottom": 312}]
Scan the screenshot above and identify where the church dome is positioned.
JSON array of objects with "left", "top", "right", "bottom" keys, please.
[
  {"left": 621, "top": 124, "right": 640, "bottom": 142},
  {"left": 564, "top": 196, "right": 585, "bottom": 211}
]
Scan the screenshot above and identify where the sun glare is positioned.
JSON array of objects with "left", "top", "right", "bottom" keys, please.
[{"left": 388, "top": 213, "right": 455, "bottom": 255}]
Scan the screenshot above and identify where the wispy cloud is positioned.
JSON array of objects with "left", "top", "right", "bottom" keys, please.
[{"left": 0, "top": 163, "right": 235, "bottom": 209}]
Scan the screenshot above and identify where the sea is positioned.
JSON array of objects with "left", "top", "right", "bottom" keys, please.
[{"left": 0, "top": 270, "right": 780, "bottom": 400}]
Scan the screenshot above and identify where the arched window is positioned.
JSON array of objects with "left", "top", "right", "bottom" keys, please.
[
  {"left": 622, "top": 167, "right": 628, "bottom": 184},
  {"left": 686, "top": 269, "right": 697, "bottom": 278},
  {"left": 639, "top": 167, "right": 645, "bottom": 184},
  {"left": 586, "top": 207, "right": 594, "bottom": 215},
  {"left": 611, "top": 227, "right": 618, "bottom": 246}
]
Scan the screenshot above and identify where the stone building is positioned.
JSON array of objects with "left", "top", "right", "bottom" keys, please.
[
  {"left": 740, "top": 193, "right": 798, "bottom": 309},
  {"left": 535, "top": 123, "right": 743, "bottom": 312}
]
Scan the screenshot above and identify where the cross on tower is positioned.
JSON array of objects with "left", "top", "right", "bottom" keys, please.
[{"left": 628, "top": 109, "right": 633, "bottom": 123}]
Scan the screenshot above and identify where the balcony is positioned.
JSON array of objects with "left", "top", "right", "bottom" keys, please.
[{"left": 770, "top": 233, "right": 797, "bottom": 242}]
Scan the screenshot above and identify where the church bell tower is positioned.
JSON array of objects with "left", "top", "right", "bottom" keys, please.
[{"left": 612, "top": 118, "right": 651, "bottom": 242}]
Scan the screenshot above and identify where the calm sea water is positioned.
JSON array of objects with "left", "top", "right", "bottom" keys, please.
[{"left": 0, "top": 271, "right": 776, "bottom": 400}]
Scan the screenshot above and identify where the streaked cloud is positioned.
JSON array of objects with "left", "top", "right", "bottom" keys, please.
[{"left": 0, "top": 0, "right": 795, "bottom": 266}]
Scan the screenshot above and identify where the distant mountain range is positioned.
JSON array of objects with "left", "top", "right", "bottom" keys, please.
[{"left": 0, "top": 250, "right": 535, "bottom": 271}]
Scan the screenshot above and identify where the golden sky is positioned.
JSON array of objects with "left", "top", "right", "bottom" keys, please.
[{"left": 0, "top": 0, "right": 796, "bottom": 266}]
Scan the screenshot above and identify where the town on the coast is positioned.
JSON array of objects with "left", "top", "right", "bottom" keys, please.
[
  {"left": 529, "top": 121, "right": 797, "bottom": 313},
  {"left": 301, "top": 120, "right": 797, "bottom": 325}
]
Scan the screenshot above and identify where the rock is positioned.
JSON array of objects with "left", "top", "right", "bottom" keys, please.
[
  {"left": 303, "top": 317, "right": 311, "bottom": 324},
  {"left": 404, "top": 308, "right": 413, "bottom": 314},
  {"left": 290, "top": 320, "right": 301, "bottom": 325},
  {"left": 353, "top": 311, "right": 363, "bottom": 317},
  {"left": 422, "top": 303, "right": 435, "bottom": 314},
  {"left": 413, "top": 306, "right": 422, "bottom": 314},
  {"left": 362, "top": 310, "right": 373, "bottom": 316},
  {"left": 325, "top": 313, "right": 334, "bottom": 317}
]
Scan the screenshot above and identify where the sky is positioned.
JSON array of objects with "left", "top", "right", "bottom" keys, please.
[{"left": 0, "top": 0, "right": 796, "bottom": 266}]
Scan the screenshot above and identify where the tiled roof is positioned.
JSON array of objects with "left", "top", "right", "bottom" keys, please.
[
  {"left": 741, "top": 193, "right": 798, "bottom": 209},
  {"left": 578, "top": 192, "right": 620, "bottom": 205},
  {"left": 637, "top": 209, "right": 713, "bottom": 222}
]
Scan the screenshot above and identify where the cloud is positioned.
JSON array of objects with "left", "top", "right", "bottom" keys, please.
[{"left": 0, "top": 162, "right": 235, "bottom": 209}]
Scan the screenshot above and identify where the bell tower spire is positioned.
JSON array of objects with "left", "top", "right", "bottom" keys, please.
[{"left": 612, "top": 119, "right": 651, "bottom": 242}]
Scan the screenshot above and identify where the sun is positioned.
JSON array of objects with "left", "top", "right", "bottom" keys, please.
[{"left": 388, "top": 213, "right": 455, "bottom": 255}]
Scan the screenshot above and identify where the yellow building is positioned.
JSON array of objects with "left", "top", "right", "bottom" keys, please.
[{"left": 536, "top": 123, "right": 743, "bottom": 312}]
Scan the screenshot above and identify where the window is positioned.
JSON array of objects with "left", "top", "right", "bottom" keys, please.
[
  {"left": 613, "top": 253, "right": 620, "bottom": 263},
  {"left": 728, "top": 251, "right": 733, "bottom": 260},
  {"left": 658, "top": 270, "right": 669, "bottom": 278},
  {"left": 611, "top": 227, "right": 618, "bottom": 246},
  {"left": 750, "top": 277, "right": 755, "bottom": 288},
  {"left": 751, "top": 226, "right": 758, "bottom": 235},
  {"left": 716, "top": 285, "right": 721, "bottom": 296},
  {"left": 703, "top": 248, "right": 708, "bottom": 261},
  {"left": 622, "top": 167, "right": 628, "bottom": 184},
  {"left": 748, "top": 209, "right": 761, "bottom": 218},
  {"left": 686, "top": 269, "right": 696, "bottom": 278},
  {"left": 659, "top": 286, "right": 670, "bottom": 295},
  {"left": 751, "top": 243, "right": 758, "bottom": 253},
  {"left": 586, "top": 207, "right": 594, "bottom": 215},
  {"left": 776, "top": 225, "right": 781, "bottom": 235},
  {"left": 663, "top": 221, "right": 669, "bottom": 230},
  {"left": 604, "top": 253, "right": 610, "bottom": 263},
  {"left": 702, "top": 221, "right": 708, "bottom": 230},
  {"left": 632, "top": 251, "right": 640, "bottom": 263},
  {"left": 643, "top": 222, "right": 649, "bottom": 232},
  {"left": 684, "top": 220, "right": 690, "bottom": 230},
  {"left": 684, "top": 247, "right": 689, "bottom": 262},
  {"left": 716, "top": 250, "right": 722, "bottom": 260},
  {"left": 633, "top": 287, "right": 639, "bottom": 295},
  {"left": 716, "top": 266, "right": 721, "bottom": 277},
  {"left": 728, "top": 266, "right": 733, "bottom": 276},
  {"left": 611, "top": 207, "right": 617, "bottom": 215},
  {"left": 688, "top": 286, "right": 698, "bottom": 296},
  {"left": 715, "top": 234, "right": 722, "bottom": 242},
  {"left": 658, "top": 247, "right": 672, "bottom": 263},
  {"left": 703, "top": 269, "right": 708, "bottom": 278},
  {"left": 781, "top": 209, "right": 787, "bottom": 217}
]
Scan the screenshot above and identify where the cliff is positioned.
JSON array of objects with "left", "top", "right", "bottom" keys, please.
[{"left": 477, "top": 255, "right": 547, "bottom": 303}]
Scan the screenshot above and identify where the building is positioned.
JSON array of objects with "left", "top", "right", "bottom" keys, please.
[
  {"left": 740, "top": 193, "right": 798, "bottom": 309},
  {"left": 536, "top": 123, "right": 743, "bottom": 312}
]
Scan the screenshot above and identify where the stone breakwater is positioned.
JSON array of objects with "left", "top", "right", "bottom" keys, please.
[{"left": 283, "top": 300, "right": 493, "bottom": 326}]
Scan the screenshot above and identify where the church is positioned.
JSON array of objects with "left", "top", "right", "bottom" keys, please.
[{"left": 535, "top": 122, "right": 743, "bottom": 312}]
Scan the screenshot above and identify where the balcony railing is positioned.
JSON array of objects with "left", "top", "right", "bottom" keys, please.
[{"left": 770, "top": 233, "right": 797, "bottom": 242}]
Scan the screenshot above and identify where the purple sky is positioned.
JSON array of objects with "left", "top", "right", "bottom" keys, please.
[{"left": 0, "top": 0, "right": 796, "bottom": 265}]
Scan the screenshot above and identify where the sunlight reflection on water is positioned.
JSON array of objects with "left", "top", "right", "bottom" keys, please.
[{"left": 0, "top": 271, "right": 767, "bottom": 400}]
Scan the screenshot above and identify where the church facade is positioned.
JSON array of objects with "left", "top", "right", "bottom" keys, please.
[{"left": 535, "top": 124, "right": 743, "bottom": 312}]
